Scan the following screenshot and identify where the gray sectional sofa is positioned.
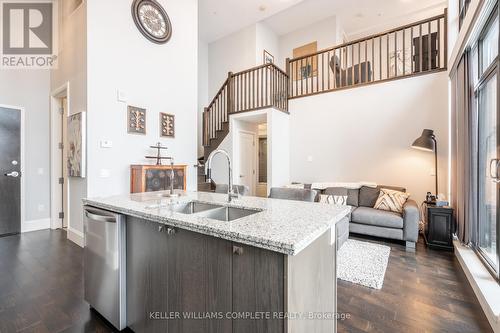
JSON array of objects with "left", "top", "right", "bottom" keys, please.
[{"left": 314, "top": 185, "right": 420, "bottom": 250}]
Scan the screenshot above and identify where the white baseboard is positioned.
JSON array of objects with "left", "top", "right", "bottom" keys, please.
[
  {"left": 22, "top": 218, "right": 51, "bottom": 233},
  {"left": 67, "top": 227, "right": 84, "bottom": 247},
  {"left": 454, "top": 240, "right": 500, "bottom": 333}
]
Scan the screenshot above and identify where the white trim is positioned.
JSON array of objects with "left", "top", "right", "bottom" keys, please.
[
  {"left": 50, "top": 83, "right": 70, "bottom": 231},
  {"left": 236, "top": 129, "right": 257, "bottom": 196},
  {"left": 0, "top": 104, "right": 25, "bottom": 234},
  {"left": 67, "top": 227, "right": 84, "bottom": 247},
  {"left": 454, "top": 240, "right": 500, "bottom": 332},
  {"left": 21, "top": 218, "right": 51, "bottom": 233}
]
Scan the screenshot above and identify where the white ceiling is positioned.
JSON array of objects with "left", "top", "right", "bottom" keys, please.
[
  {"left": 200, "top": 0, "right": 447, "bottom": 43},
  {"left": 199, "top": 0, "right": 304, "bottom": 43},
  {"left": 263, "top": 0, "right": 446, "bottom": 37}
]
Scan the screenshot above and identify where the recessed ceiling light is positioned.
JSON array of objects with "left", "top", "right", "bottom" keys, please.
[{"left": 259, "top": 5, "right": 266, "bottom": 12}]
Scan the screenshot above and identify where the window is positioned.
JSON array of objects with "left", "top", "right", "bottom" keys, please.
[
  {"left": 459, "top": 0, "right": 472, "bottom": 30},
  {"left": 474, "top": 8, "right": 499, "bottom": 281}
]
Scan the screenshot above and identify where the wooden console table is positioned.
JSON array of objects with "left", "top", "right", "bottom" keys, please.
[{"left": 130, "top": 164, "right": 187, "bottom": 193}]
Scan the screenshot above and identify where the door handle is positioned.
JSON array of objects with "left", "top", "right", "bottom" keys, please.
[
  {"left": 4, "top": 171, "right": 20, "bottom": 178},
  {"left": 239, "top": 175, "right": 244, "bottom": 178},
  {"left": 490, "top": 159, "right": 500, "bottom": 179},
  {"left": 84, "top": 211, "right": 117, "bottom": 223}
]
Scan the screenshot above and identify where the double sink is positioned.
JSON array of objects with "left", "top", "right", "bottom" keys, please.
[{"left": 151, "top": 201, "right": 261, "bottom": 222}]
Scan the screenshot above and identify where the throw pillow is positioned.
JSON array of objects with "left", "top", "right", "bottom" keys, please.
[
  {"left": 319, "top": 194, "right": 348, "bottom": 205},
  {"left": 374, "top": 188, "right": 410, "bottom": 213}
]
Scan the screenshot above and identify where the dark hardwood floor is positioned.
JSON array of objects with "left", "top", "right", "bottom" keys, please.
[
  {"left": 338, "top": 235, "right": 493, "bottom": 333},
  {"left": 0, "top": 230, "right": 492, "bottom": 333}
]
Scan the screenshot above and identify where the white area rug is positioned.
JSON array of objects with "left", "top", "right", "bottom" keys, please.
[{"left": 337, "top": 239, "right": 391, "bottom": 289}]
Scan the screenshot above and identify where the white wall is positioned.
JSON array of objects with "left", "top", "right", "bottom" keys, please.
[
  {"left": 198, "top": 39, "right": 209, "bottom": 158},
  {"left": 50, "top": 2, "right": 87, "bottom": 242},
  {"left": 86, "top": 0, "right": 198, "bottom": 201},
  {"left": 267, "top": 109, "right": 290, "bottom": 192},
  {"left": 255, "top": 22, "right": 279, "bottom": 66},
  {"left": 278, "top": 15, "right": 340, "bottom": 68},
  {"left": 208, "top": 25, "right": 256, "bottom": 96},
  {"left": 0, "top": 70, "right": 51, "bottom": 227},
  {"left": 289, "top": 72, "right": 449, "bottom": 203}
]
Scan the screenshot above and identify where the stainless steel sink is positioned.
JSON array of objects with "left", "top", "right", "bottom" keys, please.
[
  {"left": 168, "top": 202, "right": 221, "bottom": 214},
  {"left": 197, "top": 206, "right": 260, "bottom": 222}
]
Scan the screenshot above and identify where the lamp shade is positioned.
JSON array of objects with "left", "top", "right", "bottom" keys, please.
[{"left": 412, "top": 129, "right": 436, "bottom": 152}]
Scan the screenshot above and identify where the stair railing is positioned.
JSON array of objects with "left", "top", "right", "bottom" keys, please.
[{"left": 203, "top": 63, "right": 289, "bottom": 147}]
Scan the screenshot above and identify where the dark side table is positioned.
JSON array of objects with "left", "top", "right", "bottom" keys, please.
[{"left": 423, "top": 204, "right": 455, "bottom": 251}]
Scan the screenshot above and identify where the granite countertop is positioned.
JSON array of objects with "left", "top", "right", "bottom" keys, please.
[{"left": 83, "top": 191, "right": 351, "bottom": 256}]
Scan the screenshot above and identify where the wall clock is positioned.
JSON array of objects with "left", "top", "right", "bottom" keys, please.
[{"left": 132, "top": 0, "right": 172, "bottom": 44}]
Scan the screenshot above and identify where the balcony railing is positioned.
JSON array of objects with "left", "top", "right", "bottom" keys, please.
[{"left": 286, "top": 10, "right": 448, "bottom": 99}]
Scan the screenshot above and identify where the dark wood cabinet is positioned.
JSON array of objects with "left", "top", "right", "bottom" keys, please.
[
  {"left": 126, "top": 217, "right": 284, "bottom": 333},
  {"left": 130, "top": 164, "right": 187, "bottom": 193},
  {"left": 232, "top": 243, "right": 284, "bottom": 333},
  {"left": 424, "top": 205, "right": 454, "bottom": 251}
]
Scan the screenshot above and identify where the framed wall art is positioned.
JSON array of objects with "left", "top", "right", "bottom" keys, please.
[
  {"left": 160, "top": 112, "right": 175, "bottom": 138},
  {"left": 128, "top": 106, "right": 146, "bottom": 134},
  {"left": 67, "top": 111, "right": 86, "bottom": 178}
]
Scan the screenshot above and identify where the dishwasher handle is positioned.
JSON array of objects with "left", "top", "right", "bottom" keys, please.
[{"left": 85, "top": 210, "right": 117, "bottom": 223}]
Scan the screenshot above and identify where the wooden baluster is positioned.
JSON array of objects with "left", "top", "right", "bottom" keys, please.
[
  {"left": 227, "top": 72, "right": 232, "bottom": 117},
  {"left": 394, "top": 31, "right": 397, "bottom": 77},
  {"left": 411, "top": 26, "right": 414, "bottom": 73},
  {"left": 358, "top": 42, "right": 361, "bottom": 84},
  {"left": 364, "top": 40, "right": 368, "bottom": 83},
  {"left": 428, "top": 21, "right": 431, "bottom": 71},
  {"left": 419, "top": 24, "right": 423, "bottom": 72},
  {"left": 371, "top": 38, "right": 374, "bottom": 82},
  {"left": 351, "top": 45, "right": 354, "bottom": 86},
  {"left": 379, "top": 37, "right": 382, "bottom": 80},
  {"left": 403, "top": 29, "right": 406, "bottom": 75},
  {"left": 252, "top": 69, "right": 255, "bottom": 109},
  {"left": 437, "top": 18, "right": 440, "bottom": 69},
  {"left": 285, "top": 58, "right": 290, "bottom": 100},
  {"left": 386, "top": 33, "right": 389, "bottom": 79}
]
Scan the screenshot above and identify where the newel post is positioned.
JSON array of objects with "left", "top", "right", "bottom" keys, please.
[
  {"left": 285, "top": 57, "right": 291, "bottom": 107},
  {"left": 227, "top": 71, "right": 233, "bottom": 115}
]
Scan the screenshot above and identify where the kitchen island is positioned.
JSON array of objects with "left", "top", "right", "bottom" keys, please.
[{"left": 83, "top": 191, "right": 350, "bottom": 333}]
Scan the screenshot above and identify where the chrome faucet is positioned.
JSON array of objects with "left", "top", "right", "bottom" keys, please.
[
  {"left": 163, "top": 157, "right": 179, "bottom": 198},
  {"left": 205, "top": 149, "right": 239, "bottom": 202}
]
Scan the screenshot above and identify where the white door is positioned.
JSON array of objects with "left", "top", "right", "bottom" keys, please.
[{"left": 238, "top": 131, "right": 255, "bottom": 195}]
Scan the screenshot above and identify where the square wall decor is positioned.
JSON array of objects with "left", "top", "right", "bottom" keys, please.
[
  {"left": 160, "top": 113, "right": 175, "bottom": 138},
  {"left": 128, "top": 106, "right": 146, "bottom": 134}
]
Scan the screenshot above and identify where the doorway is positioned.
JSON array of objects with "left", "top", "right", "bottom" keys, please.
[
  {"left": 237, "top": 130, "right": 256, "bottom": 195},
  {"left": 0, "top": 105, "right": 23, "bottom": 236},
  {"left": 50, "top": 85, "right": 70, "bottom": 230}
]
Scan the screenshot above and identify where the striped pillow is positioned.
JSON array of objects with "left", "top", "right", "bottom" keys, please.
[{"left": 374, "top": 188, "right": 410, "bottom": 213}]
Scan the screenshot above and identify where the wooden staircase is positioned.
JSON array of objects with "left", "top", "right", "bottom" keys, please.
[
  {"left": 201, "top": 11, "right": 448, "bottom": 175},
  {"left": 202, "top": 63, "right": 289, "bottom": 161}
]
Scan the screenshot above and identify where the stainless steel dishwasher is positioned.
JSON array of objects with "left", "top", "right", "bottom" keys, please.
[{"left": 83, "top": 206, "right": 126, "bottom": 330}]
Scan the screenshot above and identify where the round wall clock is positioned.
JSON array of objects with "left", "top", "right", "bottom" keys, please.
[{"left": 132, "top": 0, "right": 172, "bottom": 44}]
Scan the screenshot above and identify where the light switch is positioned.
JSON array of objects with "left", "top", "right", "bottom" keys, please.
[
  {"left": 117, "top": 90, "right": 127, "bottom": 103},
  {"left": 100, "top": 140, "right": 113, "bottom": 148},
  {"left": 100, "top": 169, "right": 111, "bottom": 178}
]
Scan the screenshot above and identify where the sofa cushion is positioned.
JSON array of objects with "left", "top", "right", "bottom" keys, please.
[
  {"left": 351, "top": 206, "right": 404, "bottom": 229},
  {"left": 358, "top": 185, "right": 407, "bottom": 207},
  {"left": 324, "top": 187, "right": 359, "bottom": 207},
  {"left": 358, "top": 186, "right": 380, "bottom": 207},
  {"left": 374, "top": 188, "right": 410, "bottom": 213}
]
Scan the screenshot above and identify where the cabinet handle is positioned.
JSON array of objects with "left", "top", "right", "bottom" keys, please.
[
  {"left": 158, "top": 225, "right": 166, "bottom": 232},
  {"left": 233, "top": 246, "right": 244, "bottom": 255},
  {"left": 167, "top": 227, "right": 176, "bottom": 236}
]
